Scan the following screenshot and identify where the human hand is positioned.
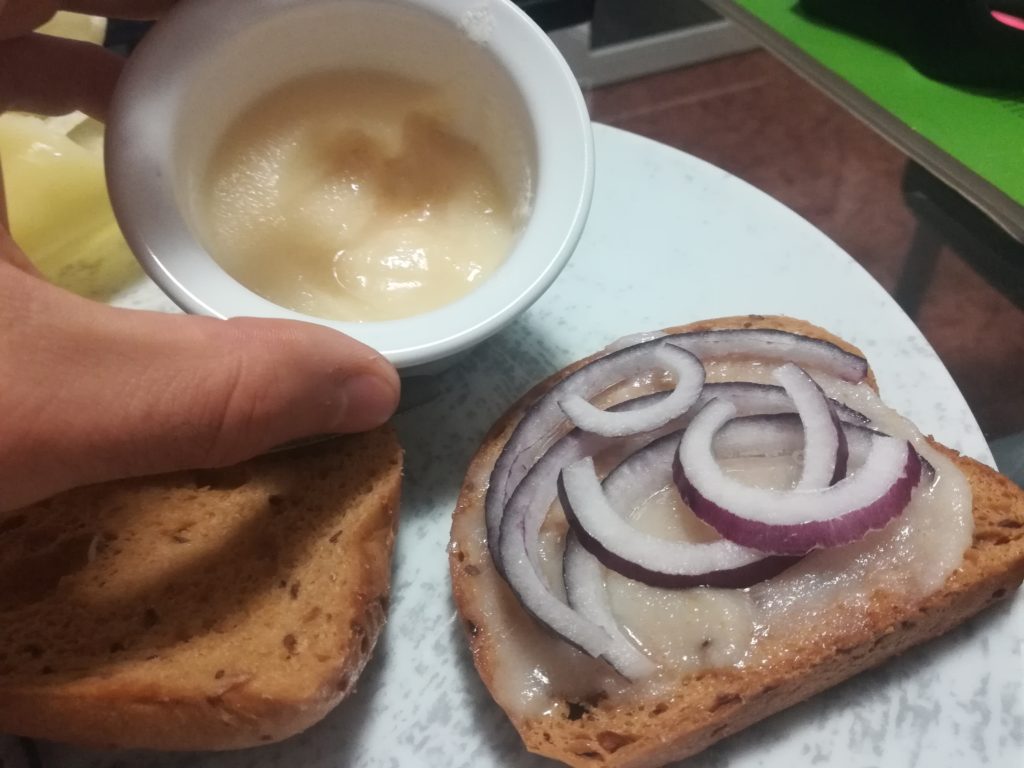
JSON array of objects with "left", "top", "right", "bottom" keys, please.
[
  {"left": 0, "top": 1, "right": 401, "bottom": 512},
  {"left": 0, "top": 1, "right": 180, "bottom": 119}
]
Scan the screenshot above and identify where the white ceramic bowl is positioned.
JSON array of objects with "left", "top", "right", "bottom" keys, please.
[{"left": 106, "top": 0, "right": 593, "bottom": 374}]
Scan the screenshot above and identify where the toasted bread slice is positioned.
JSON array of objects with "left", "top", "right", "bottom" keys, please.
[
  {"left": 0, "top": 426, "right": 402, "bottom": 750},
  {"left": 449, "top": 316, "right": 1024, "bottom": 768}
]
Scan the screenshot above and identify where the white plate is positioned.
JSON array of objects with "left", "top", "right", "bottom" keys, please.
[{"left": 11, "top": 124, "right": 1020, "bottom": 768}]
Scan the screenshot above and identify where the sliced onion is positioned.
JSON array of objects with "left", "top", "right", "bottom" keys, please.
[
  {"left": 562, "top": 532, "right": 654, "bottom": 673},
  {"left": 485, "top": 341, "right": 691, "bottom": 561},
  {"left": 772, "top": 363, "right": 846, "bottom": 488},
  {"left": 714, "top": 414, "right": 880, "bottom": 466},
  {"left": 700, "top": 382, "right": 867, "bottom": 425},
  {"left": 501, "top": 430, "right": 609, "bottom": 577},
  {"left": 559, "top": 436, "right": 795, "bottom": 588},
  {"left": 495, "top": 403, "right": 661, "bottom": 679},
  {"left": 483, "top": 326, "right": 876, "bottom": 673},
  {"left": 559, "top": 345, "right": 705, "bottom": 437},
  {"left": 501, "top": 382, "right": 845, "bottom": 581},
  {"left": 665, "top": 328, "right": 868, "bottom": 383},
  {"left": 675, "top": 399, "right": 922, "bottom": 554},
  {"left": 486, "top": 328, "right": 868, "bottom": 565},
  {"left": 491, "top": 382, "right": 865, "bottom": 574},
  {"left": 498, "top": 503, "right": 656, "bottom": 679}
]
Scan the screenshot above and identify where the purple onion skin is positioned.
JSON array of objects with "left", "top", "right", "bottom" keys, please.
[
  {"left": 485, "top": 351, "right": 676, "bottom": 569},
  {"left": 673, "top": 447, "right": 923, "bottom": 556},
  {"left": 488, "top": 385, "right": 865, "bottom": 572},
  {"left": 666, "top": 329, "right": 869, "bottom": 383},
  {"left": 485, "top": 329, "right": 870, "bottom": 569},
  {"left": 830, "top": 409, "right": 849, "bottom": 485},
  {"left": 557, "top": 474, "right": 799, "bottom": 588}
]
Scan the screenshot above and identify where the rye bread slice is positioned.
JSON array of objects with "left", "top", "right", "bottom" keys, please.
[
  {"left": 449, "top": 315, "right": 1024, "bottom": 768},
  {"left": 0, "top": 425, "right": 402, "bottom": 750}
]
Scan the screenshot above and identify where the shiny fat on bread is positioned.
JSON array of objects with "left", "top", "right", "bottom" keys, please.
[
  {"left": 448, "top": 315, "right": 1024, "bottom": 768},
  {"left": 0, "top": 427, "right": 402, "bottom": 750}
]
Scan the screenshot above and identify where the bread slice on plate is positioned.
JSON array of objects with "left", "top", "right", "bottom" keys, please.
[
  {"left": 449, "top": 315, "right": 1024, "bottom": 768},
  {"left": 0, "top": 426, "right": 402, "bottom": 751}
]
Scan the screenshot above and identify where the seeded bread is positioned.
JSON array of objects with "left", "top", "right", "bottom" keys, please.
[
  {"left": 449, "top": 315, "right": 1024, "bottom": 768},
  {"left": 0, "top": 426, "right": 402, "bottom": 751}
]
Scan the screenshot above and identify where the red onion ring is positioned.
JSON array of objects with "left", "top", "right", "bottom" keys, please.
[
  {"left": 485, "top": 341, "right": 691, "bottom": 560},
  {"left": 493, "top": 383, "right": 873, "bottom": 649},
  {"left": 500, "top": 383, "right": 865, "bottom": 577},
  {"left": 562, "top": 532, "right": 656, "bottom": 676},
  {"left": 495, "top": 401, "right": 803, "bottom": 673},
  {"left": 772, "top": 363, "right": 847, "bottom": 488},
  {"left": 714, "top": 413, "right": 880, "bottom": 465},
  {"left": 675, "top": 399, "right": 922, "bottom": 554},
  {"left": 559, "top": 434, "right": 795, "bottom": 588},
  {"left": 482, "top": 327, "right": 878, "bottom": 675},
  {"left": 665, "top": 328, "right": 868, "bottom": 383},
  {"left": 695, "top": 381, "right": 868, "bottom": 426},
  {"left": 561, "top": 417, "right": 891, "bottom": 651},
  {"left": 498, "top": 505, "right": 656, "bottom": 679},
  {"left": 485, "top": 329, "right": 869, "bottom": 565},
  {"left": 559, "top": 345, "right": 704, "bottom": 438}
]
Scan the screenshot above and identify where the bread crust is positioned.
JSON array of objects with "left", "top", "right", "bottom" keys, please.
[
  {"left": 449, "top": 315, "right": 1024, "bottom": 768},
  {"left": 0, "top": 426, "right": 403, "bottom": 750}
]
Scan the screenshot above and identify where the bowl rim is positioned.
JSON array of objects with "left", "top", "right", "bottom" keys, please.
[{"left": 105, "top": 0, "right": 594, "bottom": 370}]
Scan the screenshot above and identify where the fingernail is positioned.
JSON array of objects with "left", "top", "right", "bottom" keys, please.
[{"left": 336, "top": 372, "right": 400, "bottom": 432}]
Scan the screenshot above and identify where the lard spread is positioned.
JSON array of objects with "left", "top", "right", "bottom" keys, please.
[
  {"left": 198, "top": 71, "right": 517, "bottom": 322},
  {"left": 461, "top": 359, "right": 973, "bottom": 718}
]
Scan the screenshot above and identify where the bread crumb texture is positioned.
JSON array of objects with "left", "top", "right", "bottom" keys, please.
[
  {"left": 0, "top": 426, "right": 402, "bottom": 750},
  {"left": 449, "top": 316, "right": 1024, "bottom": 768}
]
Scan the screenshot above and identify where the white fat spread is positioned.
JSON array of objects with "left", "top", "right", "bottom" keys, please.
[{"left": 474, "top": 360, "right": 973, "bottom": 718}]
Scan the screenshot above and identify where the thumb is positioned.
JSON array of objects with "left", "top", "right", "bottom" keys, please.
[{"left": 1, "top": 261, "right": 401, "bottom": 510}]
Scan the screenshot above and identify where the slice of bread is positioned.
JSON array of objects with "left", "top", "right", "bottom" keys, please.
[
  {"left": 449, "top": 315, "right": 1024, "bottom": 768},
  {"left": 0, "top": 426, "right": 402, "bottom": 751}
]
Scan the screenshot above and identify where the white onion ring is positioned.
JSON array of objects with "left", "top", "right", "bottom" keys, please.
[
  {"left": 562, "top": 532, "right": 653, "bottom": 673},
  {"left": 485, "top": 328, "right": 869, "bottom": 565},
  {"left": 665, "top": 328, "right": 868, "bottom": 383},
  {"left": 714, "top": 414, "right": 879, "bottom": 465},
  {"left": 498, "top": 510, "right": 656, "bottom": 679},
  {"left": 502, "top": 382, "right": 860, "bottom": 580},
  {"left": 675, "top": 399, "right": 922, "bottom": 554},
  {"left": 560, "top": 439, "right": 795, "bottom": 588},
  {"left": 483, "top": 326, "right": 879, "bottom": 675},
  {"left": 485, "top": 341, "right": 690, "bottom": 562},
  {"left": 772, "top": 363, "right": 846, "bottom": 489},
  {"left": 559, "top": 345, "right": 704, "bottom": 438}
]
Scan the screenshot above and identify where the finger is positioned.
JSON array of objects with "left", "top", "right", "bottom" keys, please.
[
  {"left": 0, "top": 265, "right": 401, "bottom": 511},
  {"left": 0, "top": 33, "right": 122, "bottom": 120},
  {"left": 57, "top": 0, "right": 177, "bottom": 20},
  {"left": 0, "top": 1, "right": 58, "bottom": 40}
]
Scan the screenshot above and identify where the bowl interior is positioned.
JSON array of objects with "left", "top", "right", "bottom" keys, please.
[
  {"left": 107, "top": 0, "right": 594, "bottom": 370},
  {"left": 174, "top": 0, "right": 536, "bottom": 240}
]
